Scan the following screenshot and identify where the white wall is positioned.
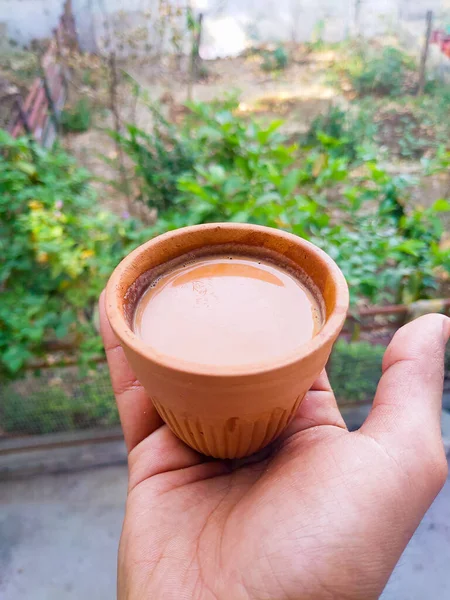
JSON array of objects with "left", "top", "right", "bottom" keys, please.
[
  {"left": 0, "top": 0, "right": 164, "bottom": 49},
  {"left": 0, "top": 0, "right": 63, "bottom": 45},
  {"left": 196, "top": 0, "right": 400, "bottom": 57},
  {"left": 0, "top": 0, "right": 444, "bottom": 56}
]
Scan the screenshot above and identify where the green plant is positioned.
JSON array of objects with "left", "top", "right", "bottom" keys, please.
[
  {"left": 162, "top": 98, "right": 328, "bottom": 236},
  {"left": 180, "top": 108, "right": 449, "bottom": 304},
  {"left": 108, "top": 106, "right": 197, "bottom": 211},
  {"left": 423, "top": 146, "right": 450, "bottom": 176},
  {"left": 0, "top": 131, "right": 151, "bottom": 378},
  {"left": 75, "top": 369, "right": 119, "bottom": 427},
  {"left": 112, "top": 97, "right": 450, "bottom": 308},
  {"left": 261, "top": 45, "right": 289, "bottom": 72},
  {"left": 61, "top": 98, "right": 93, "bottom": 133},
  {"left": 384, "top": 111, "right": 430, "bottom": 159},
  {"left": 316, "top": 163, "right": 450, "bottom": 304},
  {"left": 328, "top": 340, "right": 385, "bottom": 404},
  {"left": 302, "top": 104, "right": 377, "bottom": 162},
  {"left": 0, "top": 368, "right": 118, "bottom": 434},
  {"left": 1, "top": 386, "right": 74, "bottom": 434},
  {"left": 336, "top": 45, "right": 416, "bottom": 98}
]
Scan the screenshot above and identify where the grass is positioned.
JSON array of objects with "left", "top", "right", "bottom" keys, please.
[
  {"left": 61, "top": 98, "right": 93, "bottom": 133},
  {"left": 0, "top": 367, "right": 119, "bottom": 435},
  {"left": 328, "top": 340, "right": 385, "bottom": 404}
]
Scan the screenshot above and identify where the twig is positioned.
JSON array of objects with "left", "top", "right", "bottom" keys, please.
[
  {"left": 418, "top": 10, "right": 433, "bottom": 96},
  {"left": 15, "top": 96, "right": 32, "bottom": 136},
  {"left": 192, "top": 13, "right": 204, "bottom": 81},
  {"left": 39, "top": 56, "right": 60, "bottom": 135},
  {"left": 107, "top": 51, "right": 132, "bottom": 209}
]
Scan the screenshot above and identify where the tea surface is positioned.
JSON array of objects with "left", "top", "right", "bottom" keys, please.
[{"left": 134, "top": 255, "right": 323, "bottom": 367}]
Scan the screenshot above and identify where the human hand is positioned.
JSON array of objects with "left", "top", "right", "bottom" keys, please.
[{"left": 100, "top": 291, "right": 450, "bottom": 600}]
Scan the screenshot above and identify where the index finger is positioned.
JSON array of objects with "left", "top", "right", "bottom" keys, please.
[{"left": 99, "top": 290, "right": 163, "bottom": 452}]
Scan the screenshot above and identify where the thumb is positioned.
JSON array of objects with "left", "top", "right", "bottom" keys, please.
[{"left": 361, "top": 314, "right": 450, "bottom": 479}]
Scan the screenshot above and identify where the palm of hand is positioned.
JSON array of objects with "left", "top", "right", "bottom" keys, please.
[
  {"left": 119, "top": 391, "right": 440, "bottom": 600},
  {"left": 100, "top": 295, "right": 449, "bottom": 600}
]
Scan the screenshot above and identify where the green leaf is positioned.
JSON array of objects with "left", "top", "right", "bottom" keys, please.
[
  {"left": 3, "top": 346, "right": 31, "bottom": 373},
  {"left": 280, "top": 169, "right": 301, "bottom": 196},
  {"left": 230, "top": 210, "right": 252, "bottom": 223},
  {"left": 177, "top": 179, "right": 208, "bottom": 198},
  {"left": 208, "top": 165, "right": 226, "bottom": 181},
  {"left": 395, "top": 240, "right": 425, "bottom": 257},
  {"left": 257, "top": 120, "right": 284, "bottom": 144},
  {"left": 223, "top": 176, "right": 245, "bottom": 197},
  {"left": 431, "top": 199, "right": 450, "bottom": 213},
  {"left": 255, "top": 192, "right": 281, "bottom": 207},
  {"left": 16, "top": 161, "right": 37, "bottom": 177},
  {"left": 196, "top": 126, "right": 222, "bottom": 142}
]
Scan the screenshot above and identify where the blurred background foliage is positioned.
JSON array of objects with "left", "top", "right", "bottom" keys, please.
[
  {"left": 0, "top": 131, "right": 152, "bottom": 378},
  {"left": 2, "top": 90, "right": 449, "bottom": 381},
  {"left": 1, "top": 9, "right": 450, "bottom": 432}
]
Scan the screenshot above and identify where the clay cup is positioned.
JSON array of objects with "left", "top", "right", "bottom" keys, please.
[{"left": 105, "top": 223, "right": 349, "bottom": 459}]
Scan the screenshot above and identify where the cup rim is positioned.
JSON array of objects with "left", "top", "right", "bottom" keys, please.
[{"left": 105, "top": 223, "right": 349, "bottom": 377}]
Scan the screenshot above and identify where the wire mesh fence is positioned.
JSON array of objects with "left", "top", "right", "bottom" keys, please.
[
  {"left": 1, "top": 343, "right": 449, "bottom": 441},
  {"left": 0, "top": 364, "right": 118, "bottom": 438}
]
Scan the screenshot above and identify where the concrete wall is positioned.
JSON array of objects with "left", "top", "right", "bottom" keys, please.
[
  {"left": 0, "top": 0, "right": 446, "bottom": 56},
  {"left": 0, "top": 0, "right": 63, "bottom": 45},
  {"left": 0, "top": 0, "right": 183, "bottom": 53}
]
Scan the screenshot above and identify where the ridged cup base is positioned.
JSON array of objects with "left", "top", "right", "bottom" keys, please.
[{"left": 152, "top": 395, "right": 304, "bottom": 459}]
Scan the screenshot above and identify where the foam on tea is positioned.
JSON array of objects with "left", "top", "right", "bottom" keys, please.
[{"left": 133, "top": 255, "right": 323, "bottom": 367}]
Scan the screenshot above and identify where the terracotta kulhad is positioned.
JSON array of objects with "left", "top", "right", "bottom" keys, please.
[{"left": 106, "top": 223, "right": 349, "bottom": 459}]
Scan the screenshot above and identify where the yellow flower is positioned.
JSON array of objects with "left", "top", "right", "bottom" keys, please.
[
  {"left": 29, "top": 200, "right": 44, "bottom": 211},
  {"left": 81, "top": 249, "right": 95, "bottom": 260},
  {"left": 36, "top": 252, "right": 49, "bottom": 264}
]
